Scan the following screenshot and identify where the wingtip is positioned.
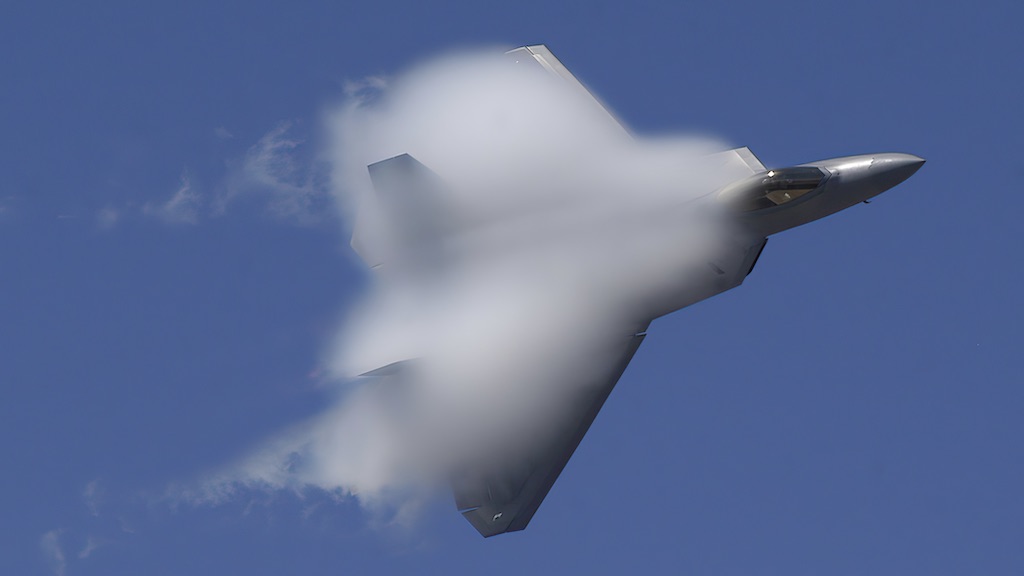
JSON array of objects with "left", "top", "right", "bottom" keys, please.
[{"left": 462, "top": 506, "right": 519, "bottom": 538}]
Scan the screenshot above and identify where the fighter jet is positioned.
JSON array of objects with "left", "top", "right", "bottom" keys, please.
[{"left": 352, "top": 45, "right": 924, "bottom": 537}]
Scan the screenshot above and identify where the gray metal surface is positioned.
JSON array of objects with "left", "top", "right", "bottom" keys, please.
[
  {"left": 354, "top": 45, "right": 925, "bottom": 537},
  {"left": 455, "top": 329, "right": 648, "bottom": 536}
]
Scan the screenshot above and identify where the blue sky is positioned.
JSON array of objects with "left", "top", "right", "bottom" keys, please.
[{"left": 3, "top": 1, "right": 1023, "bottom": 574}]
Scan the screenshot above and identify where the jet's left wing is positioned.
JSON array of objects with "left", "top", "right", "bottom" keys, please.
[{"left": 453, "top": 325, "right": 648, "bottom": 537}]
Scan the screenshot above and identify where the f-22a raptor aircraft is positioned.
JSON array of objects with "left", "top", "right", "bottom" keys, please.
[{"left": 353, "top": 45, "right": 925, "bottom": 537}]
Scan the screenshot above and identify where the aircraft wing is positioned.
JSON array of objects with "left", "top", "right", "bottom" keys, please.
[
  {"left": 506, "top": 45, "right": 766, "bottom": 179},
  {"left": 453, "top": 326, "right": 648, "bottom": 537},
  {"left": 505, "top": 44, "right": 632, "bottom": 138}
]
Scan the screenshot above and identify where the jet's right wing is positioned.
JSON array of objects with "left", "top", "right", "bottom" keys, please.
[
  {"left": 506, "top": 45, "right": 766, "bottom": 180},
  {"left": 453, "top": 325, "right": 649, "bottom": 537},
  {"left": 505, "top": 44, "right": 632, "bottom": 139}
]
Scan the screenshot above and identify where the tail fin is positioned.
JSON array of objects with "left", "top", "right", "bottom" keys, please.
[{"left": 351, "top": 154, "right": 450, "bottom": 271}]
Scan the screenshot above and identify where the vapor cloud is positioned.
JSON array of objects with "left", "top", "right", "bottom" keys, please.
[{"left": 193, "top": 49, "right": 739, "bottom": 526}]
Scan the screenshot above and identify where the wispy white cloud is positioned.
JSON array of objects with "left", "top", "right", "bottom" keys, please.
[
  {"left": 218, "top": 122, "right": 330, "bottom": 225},
  {"left": 39, "top": 530, "right": 66, "bottom": 576},
  {"left": 78, "top": 536, "right": 101, "bottom": 560},
  {"left": 344, "top": 75, "right": 388, "bottom": 98},
  {"left": 95, "top": 206, "right": 120, "bottom": 230},
  {"left": 144, "top": 172, "right": 202, "bottom": 225},
  {"left": 83, "top": 479, "right": 101, "bottom": 516},
  {"left": 87, "top": 123, "right": 331, "bottom": 229}
]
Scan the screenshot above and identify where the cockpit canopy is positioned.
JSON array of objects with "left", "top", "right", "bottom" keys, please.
[{"left": 724, "top": 167, "right": 828, "bottom": 212}]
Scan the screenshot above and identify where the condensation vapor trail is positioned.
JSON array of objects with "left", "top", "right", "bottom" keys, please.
[{"left": 194, "top": 49, "right": 738, "bottom": 525}]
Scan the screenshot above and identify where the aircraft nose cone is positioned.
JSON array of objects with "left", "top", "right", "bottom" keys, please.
[
  {"left": 870, "top": 153, "right": 926, "bottom": 189},
  {"left": 817, "top": 152, "right": 925, "bottom": 197}
]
